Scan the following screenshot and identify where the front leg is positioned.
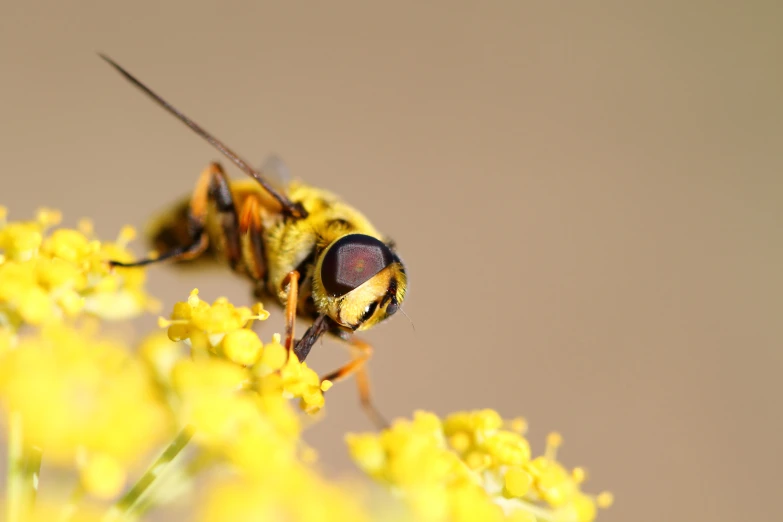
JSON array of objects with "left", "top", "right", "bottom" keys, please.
[
  {"left": 320, "top": 329, "right": 388, "bottom": 429},
  {"left": 293, "top": 322, "right": 389, "bottom": 429},
  {"left": 293, "top": 314, "right": 331, "bottom": 362}
]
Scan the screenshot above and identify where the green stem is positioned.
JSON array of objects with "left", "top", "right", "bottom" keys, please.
[
  {"left": 103, "top": 425, "right": 194, "bottom": 521},
  {"left": 24, "top": 445, "right": 43, "bottom": 505},
  {"left": 130, "top": 448, "right": 217, "bottom": 519},
  {"left": 6, "top": 411, "right": 25, "bottom": 522}
]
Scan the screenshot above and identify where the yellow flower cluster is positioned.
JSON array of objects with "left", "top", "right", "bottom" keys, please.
[
  {"left": 0, "top": 206, "right": 154, "bottom": 334},
  {"left": 159, "top": 288, "right": 331, "bottom": 418},
  {"left": 0, "top": 323, "right": 170, "bottom": 498},
  {"left": 197, "top": 448, "right": 371, "bottom": 522},
  {"left": 347, "top": 410, "right": 613, "bottom": 522},
  {"left": 132, "top": 292, "right": 368, "bottom": 521},
  {"left": 0, "top": 208, "right": 611, "bottom": 522}
]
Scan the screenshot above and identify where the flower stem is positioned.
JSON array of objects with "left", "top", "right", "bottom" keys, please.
[
  {"left": 24, "top": 445, "right": 43, "bottom": 504},
  {"left": 103, "top": 425, "right": 194, "bottom": 521},
  {"left": 6, "top": 411, "right": 25, "bottom": 522},
  {"left": 129, "top": 449, "right": 216, "bottom": 520}
]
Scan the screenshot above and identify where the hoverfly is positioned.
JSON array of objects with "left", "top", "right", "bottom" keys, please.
[{"left": 100, "top": 55, "right": 407, "bottom": 427}]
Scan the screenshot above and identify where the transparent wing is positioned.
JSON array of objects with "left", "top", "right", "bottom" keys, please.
[{"left": 260, "top": 154, "right": 291, "bottom": 188}]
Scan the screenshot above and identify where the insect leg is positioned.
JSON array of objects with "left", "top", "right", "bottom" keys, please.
[
  {"left": 293, "top": 314, "right": 330, "bottom": 362},
  {"left": 238, "top": 194, "right": 267, "bottom": 280},
  {"left": 110, "top": 162, "right": 241, "bottom": 268},
  {"left": 320, "top": 332, "right": 389, "bottom": 429},
  {"left": 281, "top": 271, "right": 300, "bottom": 351}
]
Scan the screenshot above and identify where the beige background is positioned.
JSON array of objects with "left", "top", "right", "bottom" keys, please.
[{"left": 1, "top": 1, "right": 781, "bottom": 521}]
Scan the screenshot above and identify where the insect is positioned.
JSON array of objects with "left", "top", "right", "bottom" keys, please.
[{"left": 100, "top": 55, "right": 407, "bottom": 427}]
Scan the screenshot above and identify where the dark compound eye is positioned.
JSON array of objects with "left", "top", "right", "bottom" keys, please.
[
  {"left": 386, "top": 300, "right": 399, "bottom": 317},
  {"left": 320, "top": 235, "right": 394, "bottom": 297}
]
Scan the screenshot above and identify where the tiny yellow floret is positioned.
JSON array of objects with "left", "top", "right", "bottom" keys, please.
[
  {"left": 597, "top": 491, "right": 614, "bottom": 508},
  {"left": 80, "top": 453, "right": 127, "bottom": 499},
  {"left": 222, "top": 329, "right": 264, "bottom": 365},
  {"left": 504, "top": 467, "right": 533, "bottom": 498}
]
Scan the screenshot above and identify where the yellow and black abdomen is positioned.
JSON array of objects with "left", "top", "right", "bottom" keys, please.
[
  {"left": 145, "top": 196, "right": 204, "bottom": 263},
  {"left": 144, "top": 179, "right": 277, "bottom": 269}
]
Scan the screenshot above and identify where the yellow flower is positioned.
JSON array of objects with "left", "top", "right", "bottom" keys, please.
[
  {"left": 0, "top": 206, "right": 612, "bottom": 522},
  {"left": 80, "top": 452, "right": 128, "bottom": 499},
  {"left": 149, "top": 288, "right": 331, "bottom": 489},
  {"left": 0, "top": 323, "right": 171, "bottom": 498},
  {"left": 259, "top": 334, "right": 329, "bottom": 414},
  {"left": 0, "top": 327, "right": 13, "bottom": 354},
  {"left": 162, "top": 288, "right": 268, "bottom": 351},
  {"left": 138, "top": 329, "right": 188, "bottom": 385},
  {"left": 347, "top": 410, "right": 613, "bottom": 522},
  {"left": 0, "top": 208, "right": 56, "bottom": 261},
  {"left": 165, "top": 354, "right": 311, "bottom": 479},
  {"left": 0, "top": 208, "right": 155, "bottom": 329},
  {"left": 198, "top": 466, "right": 371, "bottom": 522},
  {"left": 221, "top": 328, "right": 264, "bottom": 365},
  {"left": 162, "top": 290, "right": 328, "bottom": 415}
]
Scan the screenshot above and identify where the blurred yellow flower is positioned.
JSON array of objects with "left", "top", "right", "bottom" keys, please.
[
  {"left": 0, "top": 323, "right": 170, "bottom": 497},
  {"left": 199, "top": 469, "right": 371, "bottom": 522},
  {"left": 0, "top": 208, "right": 611, "bottom": 522},
  {"left": 0, "top": 208, "right": 155, "bottom": 330}
]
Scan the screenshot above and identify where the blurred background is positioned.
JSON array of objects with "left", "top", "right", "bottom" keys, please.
[{"left": 1, "top": 1, "right": 781, "bottom": 521}]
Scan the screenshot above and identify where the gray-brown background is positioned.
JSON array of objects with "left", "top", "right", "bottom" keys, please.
[{"left": 1, "top": 1, "right": 781, "bottom": 521}]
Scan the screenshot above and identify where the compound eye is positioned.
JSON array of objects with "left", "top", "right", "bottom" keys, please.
[{"left": 320, "top": 235, "right": 394, "bottom": 297}]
